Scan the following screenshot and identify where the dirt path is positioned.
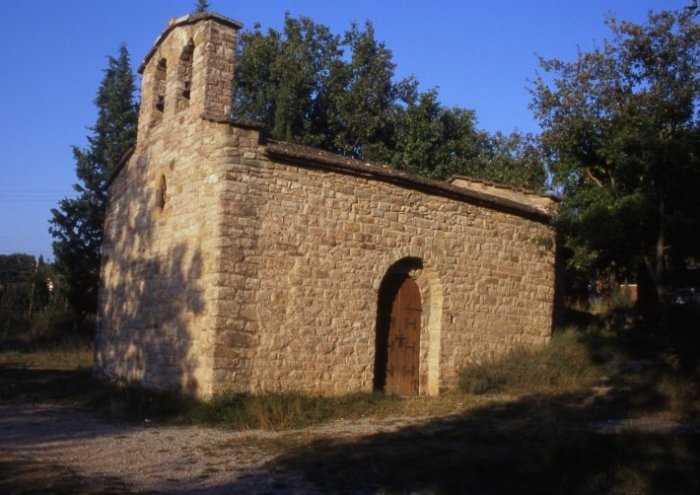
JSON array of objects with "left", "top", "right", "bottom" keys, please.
[
  {"left": 2, "top": 397, "right": 699, "bottom": 494},
  {"left": 0, "top": 402, "right": 427, "bottom": 494}
]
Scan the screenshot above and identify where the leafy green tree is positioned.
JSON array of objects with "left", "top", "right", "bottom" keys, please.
[
  {"left": 391, "top": 92, "right": 544, "bottom": 186},
  {"left": 234, "top": 14, "right": 545, "bottom": 190},
  {"left": 0, "top": 254, "right": 36, "bottom": 326},
  {"left": 531, "top": 9, "right": 700, "bottom": 305},
  {"left": 331, "top": 21, "right": 404, "bottom": 161},
  {"left": 234, "top": 16, "right": 412, "bottom": 159},
  {"left": 234, "top": 15, "right": 343, "bottom": 147},
  {"left": 50, "top": 45, "right": 137, "bottom": 325},
  {"left": 475, "top": 132, "right": 546, "bottom": 190},
  {"left": 193, "top": 0, "right": 210, "bottom": 14},
  {"left": 392, "top": 90, "right": 484, "bottom": 178},
  {"left": 392, "top": 90, "right": 445, "bottom": 176},
  {"left": 0, "top": 254, "right": 57, "bottom": 336}
]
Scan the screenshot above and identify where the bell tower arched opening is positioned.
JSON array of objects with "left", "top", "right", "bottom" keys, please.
[
  {"left": 176, "top": 39, "right": 195, "bottom": 111},
  {"left": 153, "top": 58, "right": 167, "bottom": 123}
]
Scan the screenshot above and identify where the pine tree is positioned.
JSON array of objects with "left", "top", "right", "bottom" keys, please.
[
  {"left": 194, "top": 0, "right": 210, "bottom": 14},
  {"left": 50, "top": 45, "right": 137, "bottom": 327}
]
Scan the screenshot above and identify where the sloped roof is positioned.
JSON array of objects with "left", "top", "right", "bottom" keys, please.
[{"left": 264, "top": 139, "right": 555, "bottom": 223}]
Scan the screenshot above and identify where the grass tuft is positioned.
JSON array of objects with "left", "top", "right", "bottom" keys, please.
[
  {"left": 0, "top": 336, "right": 93, "bottom": 371},
  {"left": 459, "top": 329, "right": 601, "bottom": 395},
  {"left": 185, "top": 391, "right": 402, "bottom": 430},
  {"left": 3, "top": 306, "right": 700, "bottom": 493}
]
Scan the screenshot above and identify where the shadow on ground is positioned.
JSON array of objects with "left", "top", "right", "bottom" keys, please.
[
  {"left": 201, "top": 391, "right": 700, "bottom": 494},
  {"left": 0, "top": 308, "right": 698, "bottom": 494},
  {"left": 0, "top": 366, "right": 94, "bottom": 403},
  {"left": 211, "top": 310, "right": 700, "bottom": 494},
  {"left": 0, "top": 454, "right": 138, "bottom": 495}
]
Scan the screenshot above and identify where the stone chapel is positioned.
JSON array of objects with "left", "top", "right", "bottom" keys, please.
[{"left": 95, "top": 12, "right": 559, "bottom": 398}]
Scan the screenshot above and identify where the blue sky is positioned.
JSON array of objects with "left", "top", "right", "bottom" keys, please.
[{"left": 0, "top": 0, "right": 689, "bottom": 260}]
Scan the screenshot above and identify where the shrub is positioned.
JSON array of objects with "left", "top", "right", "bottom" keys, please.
[{"left": 459, "top": 329, "right": 599, "bottom": 395}]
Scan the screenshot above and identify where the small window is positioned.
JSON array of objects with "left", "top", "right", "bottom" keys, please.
[
  {"left": 154, "top": 58, "right": 167, "bottom": 117},
  {"left": 155, "top": 174, "right": 167, "bottom": 210}
]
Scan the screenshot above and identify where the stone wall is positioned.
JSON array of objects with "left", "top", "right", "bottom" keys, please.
[
  {"left": 96, "top": 13, "right": 557, "bottom": 399},
  {"left": 95, "top": 14, "right": 241, "bottom": 397},
  {"left": 209, "top": 138, "right": 556, "bottom": 396}
]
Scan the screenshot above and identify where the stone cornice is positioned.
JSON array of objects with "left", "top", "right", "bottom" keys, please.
[{"left": 448, "top": 175, "right": 560, "bottom": 203}]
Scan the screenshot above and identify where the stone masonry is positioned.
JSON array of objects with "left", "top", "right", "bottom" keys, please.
[{"left": 95, "top": 13, "right": 559, "bottom": 398}]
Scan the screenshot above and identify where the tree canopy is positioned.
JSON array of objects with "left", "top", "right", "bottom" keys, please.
[
  {"left": 234, "top": 14, "right": 545, "bottom": 187},
  {"left": 531, "top": 8, "right": 700, "bottom": 302},
  {"left": 49, "top": 45, "right": 137, "bottom": 323},
  {"left": 0, "top": 254, "right": 56, "bottom": 336},
  {"left": 193, "top": 0, "right": 210, "bottom": 14}
]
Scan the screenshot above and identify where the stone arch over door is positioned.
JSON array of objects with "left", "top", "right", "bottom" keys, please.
[{"left": 373, "top": 256, "right": 442, "bottom": 396}]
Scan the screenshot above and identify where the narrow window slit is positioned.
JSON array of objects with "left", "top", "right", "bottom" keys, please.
[{"left": 156, "top": 174, "right": 167, "bottom": 210}]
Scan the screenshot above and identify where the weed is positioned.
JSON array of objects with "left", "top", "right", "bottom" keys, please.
[
  {"left": 0, "top": 336, "right": 93, "bottom": 371},
  {"left": 185, "top": 391, "right": 402, "bottom": 430},
  {"left": 2, "top": 304, "right": 699, "bottom": 495},
  {"left": 459, "top": 329, "right": 601, "bottom": 395},
  {"left": 2, "top": 305, "right": 698, "bottom": 431}
]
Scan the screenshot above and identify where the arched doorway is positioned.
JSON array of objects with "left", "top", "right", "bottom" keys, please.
[{"left": 374, "top": 259, "right": 423, "bottom": 396}]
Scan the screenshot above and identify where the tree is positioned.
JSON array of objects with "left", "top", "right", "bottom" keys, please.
[
  {"left": 392, "top": 90, "right": 446, "bottom": 176},
  {"left": 0, "top": 254, "right": 57, "bottom": 336},
  {"left": 475, "top": 132, "right": 546, "bottom": 190},
  {"left": 234, "top": 16, "right": 418, "bottom": 160},
  {"left": 392, "top": 90, "right": 484, "bottom": 179},
  {"left": 331, "top": 21, "right": 403, "bottom": 161},
  {"left": 193, "top": 0, "right": 210, "bottom": 14},
  {"left": 0, "top": 254, "right": 36, "bottom": 329},
  {"left": 391, "top": 91, "right": 545, "bottom": 186},
  {"left": 531, "top": 9, "right": 700, "bottom": 306},
  {"left": 233, "top": 14, "right": 545, "bottom": 189},
  {"left": 234, "top": 15, "right": 343, "bottom": 147},
  {"left": 50, "top": 45, "right": 137, "bottom": 325}
]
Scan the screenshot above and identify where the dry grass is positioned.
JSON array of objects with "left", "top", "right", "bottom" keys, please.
[
  {"left": 0, "top": 341, "right": 474, "bottom": 430},
  {"left": 0, "top": 339, "right": 93, "bottom": 371},
  {"left": 182, "top": 390, "right": 481, "bottom": 431},
  {"left": 2, "top": 312, "right": 698, "bottom": 427},
  {"left": 2, "top": 307, "right": 700, "bottom": 494},
  {"left": 459, "top": 328, "right": 603, "bottom": 395}
]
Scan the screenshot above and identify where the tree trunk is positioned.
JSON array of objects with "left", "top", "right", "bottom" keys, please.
[
  {"left": 637, "top": 199, "right": 668, "bottom": 318},
  {"left": 637, "top": 258, "right": 659, "bottom": 316},
  {"left": 655, "top": 198, "right": 667, "bottom": 303}
]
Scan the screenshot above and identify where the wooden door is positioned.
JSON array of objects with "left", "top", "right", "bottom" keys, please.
[{"left": 385, "top": 277, "right": 421, "bottom": 396}]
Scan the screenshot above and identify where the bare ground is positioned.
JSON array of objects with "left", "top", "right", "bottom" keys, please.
[
  {"left": 3, "top": 398, "right": 700, "bottom": 495},
  {"left": 0, "top": 401, "right": 435, "bottom": 494}
]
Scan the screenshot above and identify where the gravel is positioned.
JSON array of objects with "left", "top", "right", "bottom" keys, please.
[{"left": 0, "top": 402, "right": 425, "bottom": 494}]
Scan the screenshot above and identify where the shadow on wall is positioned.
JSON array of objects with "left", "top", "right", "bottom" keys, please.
[
  {"left": 96, "top": 153, "right": 206, "bottom": 394},
  {"left": 98, "top": 245, "right": 204, "bottom": 393}
]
